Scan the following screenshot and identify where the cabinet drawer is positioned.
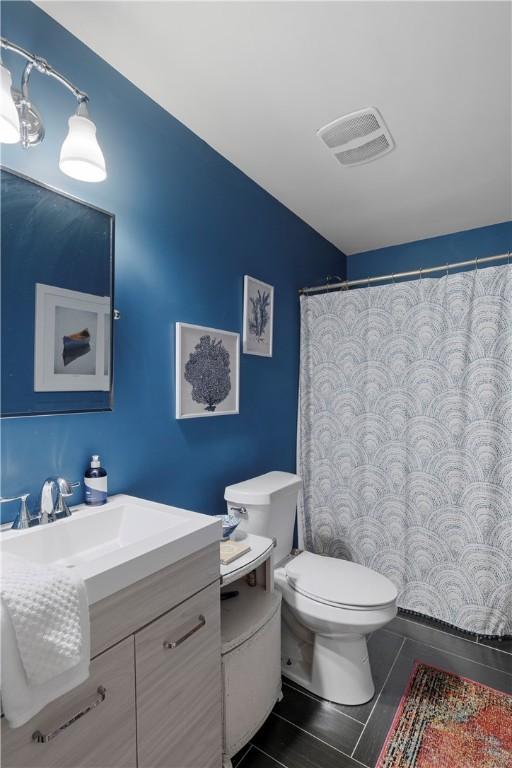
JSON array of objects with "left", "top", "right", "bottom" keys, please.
[
  {"left": 1, "top": 636, "right": 136, "bottom": 768},
  {"left": 136, "top": 581, "right": 221, "bottom": 768},
  {"left": 90, "top": 542, "right": 219, "bottom": 657}
]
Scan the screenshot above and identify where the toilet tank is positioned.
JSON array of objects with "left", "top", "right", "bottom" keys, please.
[{"left": 224, "top": 471, "right": 302, "bottom": 564}]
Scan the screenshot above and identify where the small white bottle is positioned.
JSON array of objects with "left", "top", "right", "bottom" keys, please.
[{"left": 84, "top": 455, "right": 108, "bottom": 506}]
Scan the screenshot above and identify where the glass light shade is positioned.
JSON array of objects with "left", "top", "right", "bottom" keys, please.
[
  {"left": 59, "top": 114, "right": 107, "bottom": 182},
  {"left": 0, "top": 63, "right": 20, "bottom": 143}
]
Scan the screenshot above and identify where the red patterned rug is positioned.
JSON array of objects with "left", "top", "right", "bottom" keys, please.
[{"left": 376, "top": 661, "right": 512, "bottom": 768}]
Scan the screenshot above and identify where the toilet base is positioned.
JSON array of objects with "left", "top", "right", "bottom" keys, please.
[
  {"left": 281, "top": 620, "right": 375, "bottom": 706},
  {"left": 312, "top": 633, "right": 375, "bottom": 705}
]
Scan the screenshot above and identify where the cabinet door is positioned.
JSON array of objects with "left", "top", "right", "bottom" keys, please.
[
  {"left": 1, "top": 636, "right": 136, "bottom": 768},
  {"left": 136, "top": 581, "right": 221, "bottom": 768}
]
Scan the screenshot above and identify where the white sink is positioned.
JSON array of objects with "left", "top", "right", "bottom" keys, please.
[{"left": 1, "top": 494, "right": 222, "bottom": 604}]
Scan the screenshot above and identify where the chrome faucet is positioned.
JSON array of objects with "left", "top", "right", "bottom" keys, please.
[
  {"left": 0, "top": 493, "right": 34, "bottom": 529},
  {"left": 39, "top": 477, "right": 80, "bottom": 524},
  {"left": 1, "top": 478, "right": 80, "bottom": 530}
]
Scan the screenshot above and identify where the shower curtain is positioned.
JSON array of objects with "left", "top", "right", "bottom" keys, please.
[{"left": 298, "top": 264, "right": 512, "bottom": 637}]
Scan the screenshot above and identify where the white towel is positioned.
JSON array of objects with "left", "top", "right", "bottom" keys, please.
[{"left": 0, "top": 552, "right": 90, "bottom": 727}]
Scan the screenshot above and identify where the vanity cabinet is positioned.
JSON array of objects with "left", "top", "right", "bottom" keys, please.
[
  {"left": 136, "top": 581, "right": 221, "bottom": 768},
  {"left": 1, "top": 542, "right": 222, "bottom": 768},
  {"left": 1, "top": 637, "right": 137, "bottom": 768}
]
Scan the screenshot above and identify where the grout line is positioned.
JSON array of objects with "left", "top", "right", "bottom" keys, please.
[
  {"left": 382, "top": 626, "right": 405, "bottom": 640},
  {"left": 345, "top": 756, "right": 371, "bottom": 768},
  {"left": 251, "top": 743, "right": 290, "bottom": 768},
  {"left": 393, "top": 617, "right": 512, "bottom": 667},
  {"left": 282, "top": 681, "right": 365, "bottom": 725},
  {"left": 271, "top": 711, "right": 359, "bottom": 759},
  {"left": 405, "top": 637, "right": 512, "bottom": 677},
  {"left": 329, "top": 701, "right": 370, "bottom": 724},
  {"left": 395, "top": 615, "right": 479, "bottom": 645},
  {"left": 350, "top": 637, "right": 406, "bottom": 759},
  {"left": 398, "top": 614, "right": 512, "bottom": 653},
  {"left": 233, "top": 745, "right": 254, "bottom": 767},
  {"left": 395, "top": 615, "right": 474, "bottom": 639},
  {"left": 477, "top": 638, "right": 512, "bottom": 656}
]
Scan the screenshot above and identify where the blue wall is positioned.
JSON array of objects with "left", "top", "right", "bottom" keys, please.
[
  {"left": 0, "top": 2, "right": 344, "bottom": 523},
  {"left": 348, "top": 222, "right": 512, "bottom": 283}
]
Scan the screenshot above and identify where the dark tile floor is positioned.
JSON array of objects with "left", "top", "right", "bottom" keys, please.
[{"left": 233, "top": 611, "right": 512, "bottom": 768}]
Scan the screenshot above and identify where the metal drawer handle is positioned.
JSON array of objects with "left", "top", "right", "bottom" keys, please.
[
  {"left": 32, "top": 686, "right": 107, "bottom": 744},
  {"left": 163, "top": 614, "right": 206, "bottom": 649}
]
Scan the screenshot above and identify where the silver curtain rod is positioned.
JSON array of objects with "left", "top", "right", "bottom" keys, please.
[{"left": 299, "top": 251, "right": 511, "bottom": 295}]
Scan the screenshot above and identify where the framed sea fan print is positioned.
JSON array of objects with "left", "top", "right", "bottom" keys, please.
[
  {"left": 176, "top": 323, "right": 240, "bottom": 418},
  {"left": 243, "top": 275, "right": 274, "bottom": 357}
]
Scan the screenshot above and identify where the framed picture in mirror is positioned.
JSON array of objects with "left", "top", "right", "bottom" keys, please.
[
  {"left": 1, "top": 167, "right": 115, "bottom": 417},
  {"left": 34, "top": 284, "right": 110, "bottom": 392}
]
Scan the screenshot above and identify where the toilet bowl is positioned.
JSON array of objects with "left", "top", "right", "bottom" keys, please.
[
  {"left": 275, "top": 551, "right": 397, "bottom": 705},
  {"left": 224, "top": 471, "right": 398, "bottom": 707}
]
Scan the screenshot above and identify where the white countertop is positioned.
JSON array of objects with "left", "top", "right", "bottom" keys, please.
[{"left": 1, "top": 494, "right": 222, "bottom": 605}]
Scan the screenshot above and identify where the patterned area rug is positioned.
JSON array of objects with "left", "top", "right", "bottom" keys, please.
[{"left": 376, "top": 662, "right": 512, "bottom": 768}]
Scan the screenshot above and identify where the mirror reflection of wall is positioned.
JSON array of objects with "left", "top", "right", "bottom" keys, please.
[{"left": 0, "top": 168, "right": 114, "bottom": 417}]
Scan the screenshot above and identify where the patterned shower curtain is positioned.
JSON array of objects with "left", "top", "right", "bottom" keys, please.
[{"left": 298, "top": 264, "right": 512, "bottom": 637}]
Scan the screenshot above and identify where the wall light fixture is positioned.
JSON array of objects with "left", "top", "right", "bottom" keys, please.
[{"left": 0, "top": 37, "right": 106, "bottom": 182}]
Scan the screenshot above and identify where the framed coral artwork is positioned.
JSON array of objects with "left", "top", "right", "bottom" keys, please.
[
  {"left": 242, "top": 275, "right": 274, "bottom": 356},
  {"left": 175, "top": 323, "right": 240, "bottom": 418}
]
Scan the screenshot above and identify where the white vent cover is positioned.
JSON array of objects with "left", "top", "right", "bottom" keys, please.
[{"left": 317, "top": 107, "right": 394, "bottom": 166}]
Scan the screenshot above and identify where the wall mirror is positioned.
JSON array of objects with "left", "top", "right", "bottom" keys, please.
[{"left": 1, "top": 168, "right": 115, "bottom": 417}]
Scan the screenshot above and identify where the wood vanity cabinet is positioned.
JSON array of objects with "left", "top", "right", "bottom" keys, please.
[
  {"left": 1, "top": 542, "right": 222, "bottom": 768},
  {"left": 1, "top": 637, "right": 137, "bottom": 768},
  {"left": 136, "top": 581, "right": 221, "bottom": 768}
]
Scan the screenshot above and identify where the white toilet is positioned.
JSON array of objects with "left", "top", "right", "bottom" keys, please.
[{"left": 224, "top": 471, "right": 398, "bottom": 706}]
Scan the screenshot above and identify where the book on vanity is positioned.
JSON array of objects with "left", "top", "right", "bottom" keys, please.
[{"left": 220, "top": 540, "right": 251, "bottom": 565}]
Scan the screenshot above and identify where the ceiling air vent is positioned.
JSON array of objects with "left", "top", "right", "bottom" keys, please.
[{"left": 317, "top": 107, "right": 394, "bottom": 166}]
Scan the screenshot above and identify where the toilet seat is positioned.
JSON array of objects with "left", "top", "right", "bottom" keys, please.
[{"left": 285, "top": 551, "right": 397, "bottom": 610}]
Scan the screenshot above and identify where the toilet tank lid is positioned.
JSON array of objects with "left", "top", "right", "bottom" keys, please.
[{"left": 225, "top": 471, "right": 302, "bottom": 505}]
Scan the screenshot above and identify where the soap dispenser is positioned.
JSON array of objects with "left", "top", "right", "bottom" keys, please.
[{"left": 84, "top": 455, "right": 108, "bottom": 506}]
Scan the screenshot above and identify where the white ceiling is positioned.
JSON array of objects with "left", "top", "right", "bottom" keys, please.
[{"left": 38, "top": 1, "right": 511, "bottom": 254}]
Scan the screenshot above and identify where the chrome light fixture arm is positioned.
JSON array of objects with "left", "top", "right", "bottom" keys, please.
[
  {"left": 1, "top": 36, "right": 88, "bottom": 149},
  {"left": 0, "top": 37, "right": 106, "bottom": 181},
  {"left": 1, "top": 36, "right": 88, "bottom": 104}
]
